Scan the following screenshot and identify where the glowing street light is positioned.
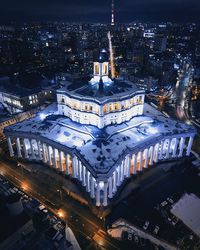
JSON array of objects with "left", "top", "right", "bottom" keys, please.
[
  {"left": 21, "top": 182, "right": 29, "bottom": 191},
  {"left": 57, "top": 209, "right": 65, "bottom": 219}
]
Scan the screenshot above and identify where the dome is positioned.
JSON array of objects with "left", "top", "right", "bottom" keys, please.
[{"left": 98, "top": 49, "right": 109, "bottom": 63}]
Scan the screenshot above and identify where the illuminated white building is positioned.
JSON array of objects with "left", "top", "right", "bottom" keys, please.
[
  {"left": 57, "top": 51, "right": 144, "bottom": 129},
  {"left": 4, "top": 51, "right": 196, "bottom": 207}
]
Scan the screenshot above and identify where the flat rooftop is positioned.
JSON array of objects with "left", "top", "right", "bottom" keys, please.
[
  {"left": 171, "top": 193, "right": 200, "bottom": 237},
  {"left": 58, "top": 78, "right": 143, "bottom": 102},
  {"left": 5, "top": 103, "right": 195, "bottom": 177},
  {"left": 0, "top": 76, "right": 57, "bottom": 98}
]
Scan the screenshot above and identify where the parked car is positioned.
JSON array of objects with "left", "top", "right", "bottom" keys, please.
[
  {"left": 134, "top": 235, "right": 139, "bottom": 244},
  {"left": 172, "top": 217, "right": 178, "bottom": 226},
  {"left": 143, "top": 221, "right": 149, "bottom": 230},
  {"left": 167, "top": 197, "right": 174, "bottom": 204},
  {"left": 153, "top": 226, "right": 160, "bottom": 235},
  {"left": 161, "top": 201, "right": 168, "bottom": 207},
  {"left": 128, "top": 233, "right": 133, "bottom": 241}
]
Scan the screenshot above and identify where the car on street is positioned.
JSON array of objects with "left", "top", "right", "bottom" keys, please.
[
  {"left": 153, "top": 226, "right": 160, "bottom": 235},
  {"left": 161, "top": 201, "right": 168, "bottom": 207},
  {"left": 167, "top": 197, "right": 174, "bottom": 204},
  {"left": 143, "top": 221, "right": 149, "bottom": 230}
]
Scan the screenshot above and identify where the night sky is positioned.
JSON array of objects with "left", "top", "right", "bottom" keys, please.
[{"left": 0, "top": 0, "right": 199, "bottom": 23}]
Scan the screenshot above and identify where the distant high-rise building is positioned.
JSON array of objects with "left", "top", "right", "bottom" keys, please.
[
  {"left": 153, "top": 34, "right": 167, "bottom": 52},
  {"left": 111, "top": 0, "right": 115, "bottom": 26}
]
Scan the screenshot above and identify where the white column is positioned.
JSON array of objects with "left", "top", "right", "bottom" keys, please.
[
  {"left": 30, "top": 140, "right": 36, "bottom": 159},
  {"left": 117, "top": 167, "right": 121, "bottom": 186},
  {"left": 172, "top": 138, "right": 179, "bottom": 158},
  {"left": 154, "top": 144, "right": 159, "bottom": 163},
  {"left": 169, "top": 139, "right": 174, "bottom": 154},
  {"left": 132, "top": 154, "right": 137, "bottom": 174},
  {"left": 59, "top": 151, "right": 63, "bottom": 171},
  {"left": 37, "top": 141, "right": 42, "bottom": 160},
  {"left": 46, "top": 145, "right": 50, "bottom": 165},
  {"left": 53, "top": 148, "right": 57, "bottom": 168},
  {"left": 82, "top": 165, "right": 86, "bottom": 186},
  {"left": 16, "top": 138, "right": 22, "bottom": 158},
  {"left": 122, "top": 160, "right": 126, "bottom": 178},
  {"left": 138, "top": 151, "right": 143, "bottom": 171},
  {"left": 66, "top": 154, "right": 69, "bottom": 175},
  {"left": 72, "top": 156, "right": 76, "bottom": 178},
  {"left": 103, "top": 182, "right": 108, "bottom": 207},
  {"left": 166, "top": 140, "right": 170, "bottom": 159},
  {"left": 90, "top": 177, "right": 95, "bottom": 198},
  {"left": 107, "top": 103, "right": 110, "bottom": 113},
  {"left": 126, "top": 155, "right": 131, "bottom": 177},
  {"left": 108, "top": 177, "right": 113, "bottom": 198},
  {"left": 49, "top": 146, "right": 53, "bottom": 166},
  {"left": 96, "top": 182, "right": 101, "bottom": 207},
  {"left": 178, "top": 137, "right": 185, "bottom": 157},
  {"left": 7, "top": 137, "right": 14, "bottom": 157},
  {"left": 78, "top": 160, "right": 82, "bottom": 181},
  {"left": 186, "top": 136, "right": 193, "bottom": 156},
  {"left": 113, "top": 171, "right": 117, "bottom": 193},
  {"left": 159, "top": 141, "right": 164, "bottom": 160},
  {"left": 23, "top": 139, "right": 28, "bottom": 158},
  {"left": 144, "top": 149, "right": 149, "bottom": 169},
  {"left": 149, "top": 146, "right": 154, "bottom": 165},
  {"left": 75, "top": 157, "right": 79, "bottom": 178},
  {"left": 120, "top": 162, "right": 124, "bottom": 182},
  {"left": 42, "top": 143, "right": 47, "bottom": 163},
  {"left": 80, "top": 161, "right": 83, "bottom": 181},
  {"left": 86, "top": 170, "right": 91, "bottom": 192}
]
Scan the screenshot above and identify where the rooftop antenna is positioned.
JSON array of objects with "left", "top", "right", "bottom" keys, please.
[{"left": 111, "top": 0, "right": 115, "bottom": 26}]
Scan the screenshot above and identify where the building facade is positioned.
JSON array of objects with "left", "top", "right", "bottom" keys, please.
[
  {"left": 4, "top": 51, "right": 196, "bottom": 207},
  {"left": 0, "top": 77, "right": 55, "bottom": 114}
]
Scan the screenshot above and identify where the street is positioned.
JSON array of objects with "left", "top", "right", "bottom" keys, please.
[{"left": 0, "top": 158, "right": 126, "bottom": 250}]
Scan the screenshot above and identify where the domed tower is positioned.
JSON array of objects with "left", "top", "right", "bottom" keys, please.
[
  {"left": 90, "top": 49, "right": 113, "bottom": 86},
  {"left": 57, "top": 49, "right": 145, "bottom": 128}
]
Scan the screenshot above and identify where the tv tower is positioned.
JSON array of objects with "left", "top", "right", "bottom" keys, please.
[
  {"left": 108, "top": 31, "right": 116, "bottom": 79},
  {"left": 111, "top": 0, "right": 115, "bottom": 26}
]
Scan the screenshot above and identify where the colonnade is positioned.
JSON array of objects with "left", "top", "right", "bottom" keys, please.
[
  {"left": 6, "top": 134, "right": 194, "bottom": 207},
  {"left": 8, "top": 137, "right": 73, "bottom": 174}
]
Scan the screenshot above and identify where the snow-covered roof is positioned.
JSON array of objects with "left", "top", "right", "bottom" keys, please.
[
  {"left": 58, "top": 78, "right": 144, "bottom": 103},
  {"left": 171, "top": 193, "right": 200, "bottom": 236},
  {"left": 5, "top": 103, "right": 195, "bottom": 177}
]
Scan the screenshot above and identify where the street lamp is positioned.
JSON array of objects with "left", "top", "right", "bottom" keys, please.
[
  {"left": 57, "top": 189, "right": 63, "bottom": 201},
  {"left": 57, "top": 209, "right": 65, "bottom": 219}
]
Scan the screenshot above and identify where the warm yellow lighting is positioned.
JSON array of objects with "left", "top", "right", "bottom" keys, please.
[
  {"left": 21, "top": 182, "right": 29, "bottom": 191},
  {"left": 57, "top": 209, "right": 65, "bottom": 218}
]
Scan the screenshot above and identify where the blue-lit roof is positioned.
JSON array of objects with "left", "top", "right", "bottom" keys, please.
[
  {"left": 58, "top": 78, "right": 143, "bottom": 102},
  {"left": 5, "top": 103, "right": 195, "bottom": 177}
]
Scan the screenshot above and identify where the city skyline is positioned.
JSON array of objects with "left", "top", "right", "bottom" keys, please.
[{"left": 0, "top": 0, "right": 199, "bottom": 23}]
